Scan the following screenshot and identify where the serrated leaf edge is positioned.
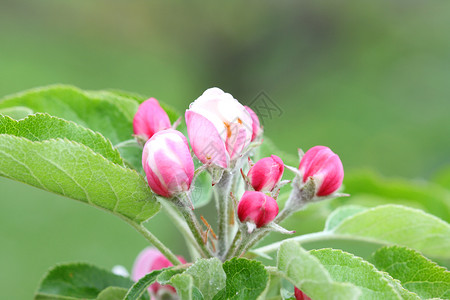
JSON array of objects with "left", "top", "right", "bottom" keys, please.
[
  {"left": 0, "top": 135, "right": 158, "bottom": 223},
  {"left": 1, "top": 112, "right": 125, "bottom": 166}
]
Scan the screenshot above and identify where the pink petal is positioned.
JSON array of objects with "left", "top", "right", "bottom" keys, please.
[{"left": 185, "top": 111, "right": 229, "bottom": 168}]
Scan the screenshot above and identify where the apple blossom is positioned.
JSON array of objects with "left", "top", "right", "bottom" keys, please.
[
  {"left": 132, "top": 247, "right": 186, "bottom": 297},
  {"left": 244, "top": 106, "right": 262, "bottom": 141},
  {"left": 185, "top": 87, "right": 253, "bottom": 169}
]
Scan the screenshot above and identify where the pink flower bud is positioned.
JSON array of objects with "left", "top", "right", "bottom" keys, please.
[
  {"left": 133, "top": 98, "right": 171, "bottom": 140},
  {"left": 237, "top": 191, "right": 279, "bottom": 228},
  {"left": 298, "top": 146, "right": 344, "bottom": 197},
  {"left": 132, "top": 247, "right": 186, "bottom": 296},
  {"left": 142, "top": 129, "right": 195, "bottom": 197},
  {"left": 295, "top": 287, "right": 312, "bottom": 300},
  {"left": 244, "top": 106, "right": 262, "bottom": 141},
  {"left": 185, "top": 88, "right": 254, "bottom": 168},
  {"left": 247, "top": 155, "right": 284, "bottom": 192}
]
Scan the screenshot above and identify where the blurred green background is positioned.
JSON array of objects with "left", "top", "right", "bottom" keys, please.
[{"left": 1, "top": 1, "right": 450, "bottom": 298}]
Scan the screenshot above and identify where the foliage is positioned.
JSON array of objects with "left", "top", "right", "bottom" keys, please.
[{"left": 1, "top": 86, "right": 449, "bottom": 299}]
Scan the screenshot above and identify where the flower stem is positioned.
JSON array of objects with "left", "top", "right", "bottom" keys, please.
[
  {"left": 159, "top": 199, "right": 204, "bottom": 259},
  {"left": 224, "top": 230, "right": 241, "bottom": 260},
  {"left": 127, "top": 221, "right": 182, "bottom": 266},
  {"left": 214, "top": 171, "right": 234, "bottom": 257},
  {"left": 179, "top": 204, "right": 214, "bottom": 258}
]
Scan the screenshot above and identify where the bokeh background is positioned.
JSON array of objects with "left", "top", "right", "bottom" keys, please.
[{"left": 1, "top": 1, "right": 449, "bottom": 298}]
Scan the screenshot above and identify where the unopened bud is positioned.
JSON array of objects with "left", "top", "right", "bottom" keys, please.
[
  {"left": 142, "top": 129, "right": 194, "bottom": 198},
  {"left": 298, "top": 146, "right": 344, "bottom": 196},
  {"left": 237, "top": 191, "right": 279, "bottom": 229},
  {"left": 132, "top": 247, "right": 186, "bottom": 295},
  {"left": 247, "top": 155, "right": 284, "bottom": 192},
  {"left": 295, "top": 287, "right": 312, "bottom": 300},
  {"left": 133, "top": 98, "right": 171, "bottom": 141}
]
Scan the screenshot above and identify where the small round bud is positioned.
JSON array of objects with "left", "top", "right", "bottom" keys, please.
[
  {"left": 142, "top": 129, "right": 195, "bottom": 197},
  {"left": 237, "top": 191, "right": 279, "bottom": 228},
  {"left": 132, "top": 247, "right": 186, "bottom": 295},
  {"left": 298, "top": 146, "right": 344, "bottom": 196},
  {"left": 133, "top": 98, "right": 171, "bottom": 140},
  {"left": 294, "top": 287, "right": 312, "bottom": 300},
  {"left": 247, "top": 155, "right": 284, "bottom": 192}
]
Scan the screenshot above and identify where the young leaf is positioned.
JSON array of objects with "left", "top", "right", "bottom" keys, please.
[
  {"left": 0, "top": 136, "right": 159, "bottom": 223},
  {"left": 0, "top": 113, "right": 124, "bottom": 165},
  {"left": 0, "top": 85, "right": 139, "bottom": 144},
  {"left": 343, "top": 170, "right": 450, "bottom": 222},
  {"left": 96, "top": 287, "right": 128, "bottom": 300},
  {"left": 184, "top": 258, "right": 226, "bottom": 300},
  {"left": 276, "top": 241, "right": 360, "bottom": 300},
  {"left": 213, "top": 258, "right": 269, "bottom": 300},
  {"left": 107, "top": 88, "right": 182, "bottom": 124},
  {"left": 331, "top": 205, "right": 450, "bottom": 260},
  {"left": 123, "top": 270, "right": 164, "bottom": 300},
  {"left": 170, "top": 273, "right": 204, "bottom": 300},
  {"left": 156, "top": 267, "right": 188, "bottom": 285},
  {"left": 372, "top": 246, "right": 450, "bottom": 299},
  {"left": 310, "top": 248, "right": 419, "bottom": 300},
  {"left": 324, "top": 205, "right": 367, "bottom": 231},
  {"left": 35, "top": 263, "right": 134, "bottom": 300},
  {"left": 0, "top": 106, "right": 33, "bottom": 119}
]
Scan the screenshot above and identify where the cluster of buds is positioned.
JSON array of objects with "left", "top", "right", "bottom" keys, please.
[{"left": 131, "top": 87, "right": 345, "bottom": 296}]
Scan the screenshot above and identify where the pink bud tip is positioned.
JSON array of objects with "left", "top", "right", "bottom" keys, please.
[
  {"left": 247, "top": 155, "right": 284, "bottom": 192},
  {"left": 294, "top": 287, "right": 312, "bottom": 300},
  {"left": 244, "top": 106, "right": 262, "bottom": 142},
  {"left": 142, "top": 129, "right": 195, "bottom": 197},
  {"left": 237, "top": 191, "right": 279, "bottom": 228},
  {"left": 133, "top": 98, "right": 171, "bottom": 140},
  {"left": 132, "top": 247, "right": 186, "bottom": 295},
  {"left": 298, "top": 146, "right": 344, "bottom": 197}
]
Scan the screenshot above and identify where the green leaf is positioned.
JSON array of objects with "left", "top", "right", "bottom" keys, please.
[
  {"left": 184, "top": 258, "right": 226, "bottom": 300},
  {"left": 0, "top": 135, "right": 159, "bottom": 223},
  {"left": 107, "top": 89, "right": 182, "bottom": 125},
  {"left": 331, "top": 205, "right": 450, "bottom": 260},
  {"left": 35, "top": 263, "right": 133, "bottom": 300},
  {"left": 310, "top": 248, "right": 419, "bottom": 300},
  {"left": 0, "top": 106, "right": 33, "bottom": 119},
  {"left": 324, "top": 205, "right": 367, "bottom": 231},
  {"left": 0, "top": 85, "right": 139, "bottom": 145},
  {"left": 0, "top": 113, "right": 124, "bottom": 165},
  {"left": 343, "top": 170, "right": 450, "bottom": 222},
  {"left": 157, "top": 267, "right": 188, "bottom": 285},
  {"left": 213, "top": 258, "right": 269, "bottom": 300},
  {"left": 372, "top": 246, "right": 450, "bottom": 299},
  {"left": 276, "top": 241, "right": 360, "bottom": 300},
  {"left": 124, "top": 270, "right": 163, "bottom": 300},
  {"left": 96, "top": 287, "right": 128, "bottom": 300},
  {"left": 170, "top": 273, "right": 204, "bottom": 300}
]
